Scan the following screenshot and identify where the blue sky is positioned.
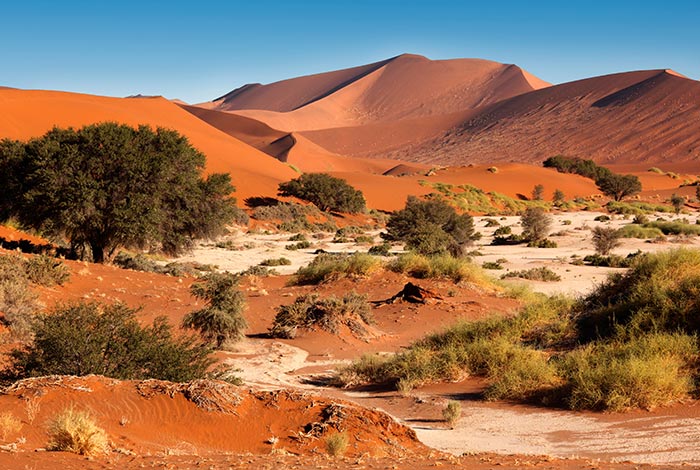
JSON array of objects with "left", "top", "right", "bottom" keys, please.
[{"left": 2, "top": 1, "right": 698, "bottom": 103}]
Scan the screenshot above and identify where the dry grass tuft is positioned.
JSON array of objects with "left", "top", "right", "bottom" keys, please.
[{"left": 47, "top": 407, "right": 108, "bottom": 455}]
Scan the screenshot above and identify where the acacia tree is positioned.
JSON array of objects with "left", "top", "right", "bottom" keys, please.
[
  {"left": 0, "top": 123, "right": 236, "bottom": 262},
  {"left": 384, "top": 196, "right": 479, "bottom": 255},
  {"left": 278, "top": 173, "right": 365, "bottom": 213},
  {"left": 182, "top": 273, "right": 247, "bottom": 348},
  {"left": 595, "top": 174, "right": 642, "bottom": 202}
]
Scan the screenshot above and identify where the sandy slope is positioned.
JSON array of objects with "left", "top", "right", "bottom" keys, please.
[
  {"left": 368, "top": 70, "right": 700, "bottom": 168},
  {"left": 0, "top": 88, "right": 297, "bottom": 202},
  {"left": 207, "top": 54, "right": 549, "bottom": 132}
]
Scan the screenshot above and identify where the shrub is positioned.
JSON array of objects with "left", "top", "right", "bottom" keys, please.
[
  {"left": 484, "top": 347, "right": 559, "bottom": 402},
  {"left": 278, "top": 173, "right": 366, "bottom": 213},
  {"left": 591, "top": 226, "right": 621, "bottom": 255},
  {"left": 385, "top": 196, "right": 479, "bottom": 255},
  {"left": 288, "top": 233, "right": 307, "bottom": 242},
  {"left": 182, "top": 273, "right": 247, "bottom": 348},
  {"left": 559, "top": 334, "right": 696, "bottom": 411},
  {"left": 520, "top": 207, "right": 552, "bottom": 242},
  {"left": 575, "top": 249, "right": 700, "bottom": 342},
  {"left": 368, "top": 242, "right": 391, "bottom": 256},
  {"left": 553, "top": 189, "right": 566, "bottom": 205},
  {"left": 292, "top": 253, "right": 379, "bottom": 285},
  {"left": 670, "top": 193, "right": 685, "bottom": 214},
  {"left": 487, "top": 166, "right": 498, "bottom": 173},
  {"left": 8, "top": 302, "right": 212, "bottom": 381},
  {"left": 646, "top": 220, "right": 700, "bottom": 236},
  {"left": 596, "top": 174, "right": 642, "bottom": 201},
  {"left": 582, "top": 253, "right": 638, "bottom": 268},
  {"left": 325, "top": 431, "right": 349, "bottom": 457},
  {"left": 388, "top": 253, "right": 492, "bottom": 285},
  {"left": 259, "top": 257, "right": 292, "bottom": 267},
  {"left": 527, "top": 238, "right": 557, "bottom": 248},
  {"left": 270, "top": 292, "right": 373, "bottom": 339},
  {"left": 285, "top": 241, "right": 312, "bottom": 251},
  {"left": 531, "top": 184, "right": 544, "bottom": 201},
  {"left": 24, "top": 255, "right": 70, "bottom": 286},
  {"left": 493, "top": 226, "right": 512, "bottom": 237},
  {"left": 483, "top": 218, "right": 500, "bottom": 227},
  {"left": 617, "top": 224, "right": 663, "bottom": 239},
  {"left": 47, "top": 408, "right": 108, "bottom": 455},
  {"left": 442, "top": 400, "right": 461, "bottom": 427},
  {"left": 0, "top": 254, "right": 38, "bottom": 340},
  {"left": 501, "top": 267, "right": 561, "bottom": 282},
  {"left": 482, "top": 261, "right": 503, "bottom": 270},
  {"left": 0, "top": 123, "right": 237, "bottom": 263},
  {"left": 593, "top": 215, "right": 610, "bottom": 222},
  {"left": 543, "top": 155, "right": 613, "bottom": 181},
  {"left": 0, "top": 411, "right": 21, "bottom": 441},
  {"left": 240, "top": 265, "right": 277, "bottom": 277}
]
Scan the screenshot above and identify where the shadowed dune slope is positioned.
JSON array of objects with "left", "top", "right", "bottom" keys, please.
[
  {"left": 0, "top": 89, "right": 297, "bottom": 202},
  {"left": 369, "top": 70, "right": 700, "bottom": 168},
  {"left": 207, "top": 54, "right": 549, "bottom": 131}
]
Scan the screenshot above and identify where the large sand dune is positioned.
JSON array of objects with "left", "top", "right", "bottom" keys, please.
[
  {"left": 206, "top": 54, "right": 549, "bottom": 131},
  {"left": 0, "top": 89, "right": 297, "bottom": 202}
]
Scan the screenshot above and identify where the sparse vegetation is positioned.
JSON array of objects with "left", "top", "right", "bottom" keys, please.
[
  {"left": 442, "top": 400, "right": 462, "bottom": 427},
  {"left": 278, "top": 173, "right": 366, "bottom": 213},
  {"left": 47, "top": 407, "right": 108, "bottom": 455},
  {"left": 259, "top": 257, "right": 292, "bottom": 267},
  {"left": 520, "top": 207, "right": 552, "bottom": 242},
  {"left": 325, "top": 431, "right": 349, "bottom": 457},
  {"left": 388, "top": 253, "right": 493, "bottom": 285},
  {"left": 292, "top": 253, "right": 379, "bottom": 285},
  {"left": 596, "top": 173, "right": 642, "bottom": 201},
  {"left": 531, "top": 184, "right": 544, "bottom": 201},
  {"left": 670, "top": 193, "right": 686, "bottom": 214},
  {"left": 182, "top": 273, "right": 247, "bottom": 348},
  {"left": 0, "top": 411, "right": 21, "bottom": 441},
  {"left": 23, "top": 254, "right": 70, "bottom": 286},
  {"left": 591, "top": 226, "right": 621, "bottom": 255},
  {"left": 270, "top": 292, "right": 373, "bottom": 339},
  {"left": 384, "top": 196, "right": 479, "bottom": 256},
  {"left": 501, "top": 267, "right": 561, "bottom": 282}
]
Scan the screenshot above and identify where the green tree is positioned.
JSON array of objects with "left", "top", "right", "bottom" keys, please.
[
  {"left": 595, "top": 174, "right": 642, "bottom": 202},
  {"left": 670, "top": 193, "right": 685, "bottom": 214},
  {"left": 6, "top": 302, "right": 211, "bottom": 382},
  {"left": 182, "top": 272, "right": 247, "bottom": 348},
  {"left": 520, "top": 207, "right": 552, "bottom": 242},
  {"left": 278, "top": 173, "right": 365, "bottom": 213},
  {"left": 0, "top": 123, "right": 236, "bottom": 263},
  {"left": 553, "top": 189, "right": 566, "bottom": 206},
  {"left": 385, "top": 196, "right": 479, "bottom": 255}
]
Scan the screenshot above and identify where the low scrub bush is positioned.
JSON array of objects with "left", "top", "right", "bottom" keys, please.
[
  {"left": 501, "top": 267, "right": 561, "bottom": 282},
  {"left": 285, "top": 240, "right": 312, "bottom": 251},
  {"left": 482, "top": 261, "right": 503, "bottom": 270},
  {"left": 292, "top": 253, "right": 379, "bottom": 285},
  {"left": 606, "top": 201, "right": 673, "bottom": 215},
  {"left": 645, "top": 221, "right": 700, "bottom": 236},
  {"left": 617, "top": 224, "right": 663, "bottom": 239},
  {"left": 442, "top": 400, "right": 461, "bottom": 427},
  {"left": 325, "top": 431, "right": 349, "bottom": 457},
  {"left": 559, "top": 334, "right": 696, "bottom": 411},
  {"left": 368, "top": 242, "right": 391, "bottom": 256},
  {"left": 527, "top": 238, "right": 558, "bottom": 248},
  {"left": 484, "top": 347, "right": 559, "bottom": 402},
  {"left": 259, "top": 257, "right": 292, "bottom": 267},
  {"left": 388, "top": 253, "right": 493, "bottom": 285},
  {"left": 24, "top": 254, "right": 70, "bottom": 286},
  {"left": 0, "top": 411, "right": 22, "bottom": 441},
  {"left": 270, "top": 292, "right": 372, "bottom": 339},
  {"left": 47, "top": 408, "right": 108, "bottom": 455}
]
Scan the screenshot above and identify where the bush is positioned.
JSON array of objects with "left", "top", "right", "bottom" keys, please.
[
  {"left": 559, "top": 334, "right": 696, "bottom": 411},
  {"left": 292, "top": 253, "right": 379, "bottom": 285},
  {"left": 0, "top": 254, "right": 38, "bottom": 340},
  {"left": 543, "top": 155, "right": 613, "bottom": 181},
  {"left": 8, "top": 302, "right": 212, "bottom": 382},
  {"left": 582, "top": 253, "right": 638, "bottom": 268},
  {"left": 0, "top": 123, "right": 237, "bottom": 262},
  {"left": 596, "top": 174, "right": 642, "bottom": 201},
  {"left": 47, "top": 408, "right": 108, "bottom": 455},
  {"left": 493, "top": 226, "right": 512, "bottom": 237},
  {"left": 501, "top": 267, "right": 561, "bottom": 282},
  {"left": 260, "top": 257, "right": 292, "bottom": 267},
  {"left": 527, "top": 238, "right": 557, "bottom": 248},
  {"left": 575, "top": 249, "right": 700, "bottom": 341},
  {"left": 325, "top": 431, "right": 349, "bottom": 457},
  {"left": 0, "top": 411, "right": 21, "bottom": 441},
  {"left": 24, "top": 254, "right": 70, "bottom": 286},
  {"left": 385, "top": 196, "right": 479, "bottom": 255},
  {"left": 285, "top": 241, "right": 312, "bottom": 251},
  {"left": 368, "top": 242, "right": 391, "bottom": 256},
  {"left": 278, "top": 173, "right": 366, "bottom": 213},
  {"left": 520, "top": 207, "right": 552, "bottom": 242},
  {"left": 531, "top": 184, "right": 544, "bottom": 201},
  {"left": 484, "top": 347, "right": 559, "bottom": 402},
  {"left": 591, "top": 226, "right": 621, "bottom": 255},
  {"left": 270, "top": 292, "right": 373, "bottom": 339},
  {"left": 617, "top": 224, "right": 663, "bottom": 239},
  {"left": 482, "top": 261, "right": 503, "bottom": 270},
  {"left": 483, "top": 218, "right": 500, "bottom": 227},
  {"left": 442, "top": 400, "right": 461, "bottom": 427},
  {"left": 646, "top": 220, "right": 700, "bottom": 236},
  {"left": 593, "top": 215, "right": 610, "bottom": 222},
  {"left": 670, "top": 193, "right": 685, "bottom": 214},
  {"left": 182, "top": 273, "right": 247, "bottom": 348},
  {"left": 388, "top": 253, "right": 492, "bottom": 285}
]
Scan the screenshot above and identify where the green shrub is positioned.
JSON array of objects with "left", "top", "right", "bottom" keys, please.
[
  {"left": 591, "top": 226, "right": 621, "bottom": 255},
  {"left": 493, "top": 226, "right": 512, "bottom": 236},
  {"left": 182, "top": 272, "right": 247, "bottom": 348},
  {"left": 483, "top": 218, "right": 500, "bottom": 227},
  {"left": 606, "top": 201, "right": 673, "bottom": 215},
  {"left": 47, "top": 408, "right": 108, "bottom": 455},
  {"left": 259, "top": 257, "right": 292, "bottom": 267},
  {"left": 8, "top": 301, "right": 212, "bottom": 381},
  {"left": 388, "top": 253, "right": 492, "bottom": 285},
  {"left": 593, "top": 215, "right": 610, "bottom": 222},
  {"left": 527, "top": 238, "right": 557, "bottom": 248},
  {"left": 368, "top": 242, "right": 391, "bottom": 256},
  {"left": 617, "top": 224, "right": 663, "bottom": 239},
  {"left": 278, "top": 173, "right": 366, "bottom": 213},
  {"left": 646, "top": 221, "right": 700, "bottom": 236},
  {"left": 288, "top": 233, "right": 307, "bottom": 242},
  {"left": 559, "top": 334, "right": 696, "bottom": 411},
  {"left": 240, "top": 265, "right": 277, "bottom": 277},
  {"left": 484, "top": 347, "right": 559, "bottom": 402},
  {"left": 24, "top": 255, "right": 70, "bottom": 286},
  {"left": 502, "top": 267, "right": 561, "bottom": 282},
  {"left": 442, "top": 400, "right": 461, "bottom": 427},
  {"left": 270, "top": 292, "right": 373, "bottom": 339},
  {"left": 285, "top": 241, "right": 312, "bottom": 251},
  {"left": 482, "top": 261, "right": 503, "bottom": 270},
  {"left": 582, "top": 253, "right": 638, "bottom": 268},
  {"left": 292, "top": 253, "right": 379, "bottom": 285},
  {"left": 252, "top": 202, "right": 336, "bottom": 232},
  {"left": 354, "top": 235, "right": 374, "bottom": 244}
]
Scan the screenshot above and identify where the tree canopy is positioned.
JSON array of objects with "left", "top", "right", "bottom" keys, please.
[
  {"left": 277, "top": 173, "right": 366, "bottom": 213},
  {"left": 595, "top": 174, "right": 642, "bottom": 202},
  {"left": 384, "top": 196, "right": 479, "bottom": 255},
  {"left": 0, "top": 122, "right": 236, "bottom": 262}
]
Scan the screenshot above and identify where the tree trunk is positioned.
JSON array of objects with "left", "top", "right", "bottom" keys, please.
[{"left": 90, "top": 240, "right": 106, "bottom": 263}]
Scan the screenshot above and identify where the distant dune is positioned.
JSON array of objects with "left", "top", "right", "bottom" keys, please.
[
  {"left": 205, "top": 54, "right": 550, "bottom": 131},
  {"left": 0, "top": 88, "right": 297, "bottom": 202}
]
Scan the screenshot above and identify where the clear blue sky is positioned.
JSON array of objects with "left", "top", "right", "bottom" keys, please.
[{"left": 2, "top": 1, "right": 698, "bottom": 103}]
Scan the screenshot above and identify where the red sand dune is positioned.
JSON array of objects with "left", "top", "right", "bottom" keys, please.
[
  {"left": 0, "top": 89, "right": 297, "bottom": 202},
  {"left": 206, "top": 54, "right": 549, "bottom": 132},
  {"left": 345, "top": 70, "right": 700, "bottom": 170}
]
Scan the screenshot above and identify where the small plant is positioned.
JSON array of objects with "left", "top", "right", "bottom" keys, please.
[
  {"left": 482, "top": 261, "right": 503, "bottom": 270},
  {"left": 259, "top": 257, "right": 292, "bottom": 267},
  {"left": 325, "top": 431, "right": 349, "bottom": 457},
  {"left": 47, "top": 408, "right": 108, "bottom": 455},
  {"left": 670, "top": 193, "right": 686, "bottom": 214},
  {"left": 0, "top": 411, "right": 22, "bottom": 441},
  {"left": 292, "top": 253, "right": 379, "bottom": 285},
  {"left": 527, "top": 238, "right": 558, "bottom": 248},
  {"left": 591, "top": 226, "right": 621, "bottom": 255},
  {"left": 368, "top": 242, "right": 391, "bottom": 256},
  {"left": 483, "top": 218, "right": 500, "bottom": 227},
  {"left": 285, "top": 241, "right": 312, "bottom": 251},
  {"left": 24, "top": 255, "right": 70, "bottom": 286},
  {"left": 442, "top": 400, "right": 462, "bottom": 428},
  {"left": 531, "top": 184, "right": 544, "bottom": 201},
  {"left": 501, "top": 267, "right": 561, "bottom": 282},
  {"left": 553, "top": 189, "right": 566, "bottom": 205},
  {"left": 493, "top": 226, "right": 512, "bottom": 237},
  {"left": 593, "top": 215, "right": 611, "bottom": 222},
  {"left": 561, "top": 219, "right": 572, "bottom": 225},
  {"left": 288, "top": 233, "right": 307, "bottom": 242}
]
